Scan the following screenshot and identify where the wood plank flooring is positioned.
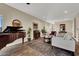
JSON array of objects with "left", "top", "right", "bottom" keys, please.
[
  {"left": 0, "top": 38, "right": 74, "bottom": 56},
  {"left": 0, "top": 42, "right": 43, "bottom": 56}
]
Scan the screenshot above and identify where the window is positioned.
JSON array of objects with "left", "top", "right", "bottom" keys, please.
[{"left": 0, "top": 16, "right": 2, "bottom": 32}]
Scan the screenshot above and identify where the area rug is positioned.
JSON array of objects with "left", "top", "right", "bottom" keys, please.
[{"left": 27, "top": 38, "right": 74, "bottom": 56}]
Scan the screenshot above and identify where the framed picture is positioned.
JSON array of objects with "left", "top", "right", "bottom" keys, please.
[
  {"left": 12, "top": 19, "right": 21, "bottom": 27},
  {"left": 33, "top": 23, "right": 38, "bottom": 30},
  {"left": 60, "top": 24, "right": 65, "bottom": 31}
]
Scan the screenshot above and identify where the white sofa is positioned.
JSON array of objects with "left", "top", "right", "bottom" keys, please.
[{"left": 51, "top": 33, "right": 75, "bottom": 52}]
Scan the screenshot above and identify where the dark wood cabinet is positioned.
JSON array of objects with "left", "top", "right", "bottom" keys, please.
[
  {"left": 33, "top": 30, "right": 40, "bottom": 39},
  {"left": 0, "top": 32, "right": 26, "bottom": 50}
]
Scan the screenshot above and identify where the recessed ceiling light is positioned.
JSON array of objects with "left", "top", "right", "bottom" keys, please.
[{"left": 64, "top": 10, "right": 68, "bottom": 14}]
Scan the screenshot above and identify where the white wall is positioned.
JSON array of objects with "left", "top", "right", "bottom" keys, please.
[
  {"left": 53, "top": 20, "right": 74, "bottom": 35},
  {"left": 0, "top": 4, "right": 52, "bottom": 46}
]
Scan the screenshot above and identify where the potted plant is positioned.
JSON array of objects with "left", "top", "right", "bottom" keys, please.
[
  {"left": 27, "top": 27, "right": 32, "bottom": 41},
  {"left": 41, "top": 26, "right": 47, "bottom": 38}
]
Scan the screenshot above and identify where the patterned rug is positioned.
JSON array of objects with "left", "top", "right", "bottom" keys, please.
[{"left": 27, "top": 38, "right": 74, "bottom": 56}]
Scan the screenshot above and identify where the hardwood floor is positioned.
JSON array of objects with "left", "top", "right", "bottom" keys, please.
[
  {"left": 75, "top": 42, "right": 79, "bottom": 56},
  {"left": 0, "top": 38, "right": 74, "bottom": 56},
  {"left": 0, "top": 42, "right": 43, "bottom": 56}
]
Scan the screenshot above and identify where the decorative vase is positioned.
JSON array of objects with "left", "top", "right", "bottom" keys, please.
[{"left": 28, "top": 38, "right": 31, "bottom": 42}]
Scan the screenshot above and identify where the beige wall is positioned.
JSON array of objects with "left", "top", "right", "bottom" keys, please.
[
  {"left": 0, "top": 4, "right": 52, "bottom": 46},
  {"left": 75, "top": 16, "right": 79, "bottom": 41},
  {"left": 76, "top": 16, "right": 79, "bottom": 31},
  {"left": 53, "top": 20, "right": 74, "bottom": 34}
]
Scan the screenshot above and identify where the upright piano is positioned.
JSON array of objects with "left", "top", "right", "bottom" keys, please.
[{"left": 0, "top": 26, "right": 26, "bottom": 50}]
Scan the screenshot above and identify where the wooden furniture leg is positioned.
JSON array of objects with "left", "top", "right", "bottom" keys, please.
[{"left": 22, "top": 37, "right": 24, "bottom": 44}]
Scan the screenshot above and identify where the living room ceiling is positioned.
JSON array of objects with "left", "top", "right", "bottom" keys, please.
[{"left": 5, "top": 3, "right": 79, "bottom": 24}]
